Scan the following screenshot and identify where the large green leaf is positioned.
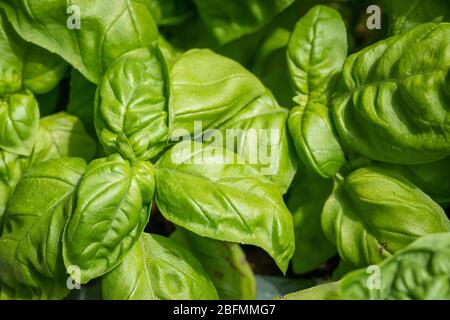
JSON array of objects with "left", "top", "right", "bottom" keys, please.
[
  {"left": 0, "top": 158, "right": 87, "bottom": 299},
  {"left": 0, "top": 0, "right": 158, "bottom": 84},
  {"left": 170, "top": 228, "right": 256, "bottom": 300},
  {"left": 155, "top": 141, "right": 295, "bottom": 272},
  {"left": 169, "top": 49, "right": 296, "bottom": 193},
  {"left": 102, "top": 233, "right": 219, "bottom": 300},
  {"left": 63, "top": 155, "right": 155, "bottom": 284},
  {"left": 322, "top": 166, "right": 450, "bottom": 267},
  {"left": 95, "top": 46, "right": 169, "bottom": 162},
  {"left": 332, "top": 23, "right": 450, "bottom": 164}
]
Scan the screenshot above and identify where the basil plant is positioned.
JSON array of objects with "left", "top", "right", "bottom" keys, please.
[{"left": 0, "top": 0, "right": 449, "bottom": 300}]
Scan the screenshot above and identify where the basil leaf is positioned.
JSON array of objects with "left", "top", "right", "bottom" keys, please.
[
  {"left": 0, "top": 11, "right": 22, "bottom": 95},
  {"left": 63, "top": 155, "right": 155, "bottom": 283},
  {"left": 155, "top": 141, "right": 295, "bottom": 272},
  {"left": 322, "top": 166, "right": 450, "bottom": 267},
  {"left": 284, "top": 233, "right": 450, "bottom": 300},
  {"left": 169, "top": 49, "right": 296, "bottom": 193},
  {"left": 169, "top": 49, "right": 266, "bottom": 139},
  {"left": 33, "top": 112, "right": 97, "bottom": 164},
  {"left": 0, "top": 11, "right": 67, "bottom": 96},
  {"left": 379, "top": 157, "right": 450, "bottom": 207},
  {"left": 170, "top": 228, "right": 256, "bottom": 300},
  {"left": 288, "top": 102, "right": 345, "bottom": 178},
  {"left": 21, "top": 44, "right": 68, "bottom": 95},
  {"left": 0, "top": 278, "right": 34, "bottom": 300},
  {"left": 342, "top": 232, "right": 450, "bottom": 300},
  {"left": 0, "top": 151, "right": 29, "bottom": 228},
  {"left": 287, "top": 5, "right": 347, "bottom": 106},
  {"left": 0, "top": 158, "right": 87, "bottom": 299},
  {"left": 95, "top": 46, "right": 169, "bottom": 162},
  {"left": 0, "top": 0, "right": 158, "bottom": 84},
  {"left": 332, "top": 23, "right": 450, "bottom": 164},
  {"left": 217, "top": 91, "right": 297, "bottom": 194},
  {"left": 287, "top": 5, "right": 347, "bottom": 178},
  {"left": 102, "top": 233, "right": 219, "bottom": 300},
  {"left": 0, "top": 91, "right": 39, "bottom": 156}
]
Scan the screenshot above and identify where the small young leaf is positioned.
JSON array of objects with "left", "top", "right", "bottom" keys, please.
[
  {"left": 286, "top": 5, "right": 347, "bottom": 177},
  {"left": 0, "top": 92, "right": 39, "bottom": 156},
  {"left": 95, "top": 47, "right": 169, "bottom": 162}
]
